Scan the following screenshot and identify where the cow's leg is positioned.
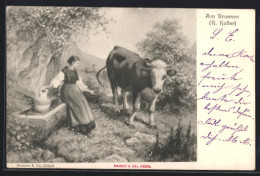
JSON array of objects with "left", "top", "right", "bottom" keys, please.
[
  {"left": 111, "top": 83, "right": 120, "bottom": 114},
  {"left": 121, "top": 90, "right": 131, "bottom": 115},
  {"left": 148, "top": 94, "right": 159, "bottom": 127},
  {"left": 148, "top": 112, "right": 155, "bottom": 127},
  {"left": 143, "top": 101, "right": 149, "bottom": 111},
  {"left": 128, "top": 91, "right": 141, "bottom": 125},
  {"left": 121, "top": 90, "right": 129, "bottom": 109}
]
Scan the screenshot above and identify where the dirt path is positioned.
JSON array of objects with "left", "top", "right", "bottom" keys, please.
[
  {"left": 43, "top": 72, "right": 196, "bottom": 162},
  {"left": 43, "top": 92, "right": 196, "bottom": 162}
]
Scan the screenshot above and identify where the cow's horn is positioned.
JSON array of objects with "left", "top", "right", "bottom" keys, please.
[{"left": 141, "top": 67, "right": 152, "bottom": 71}]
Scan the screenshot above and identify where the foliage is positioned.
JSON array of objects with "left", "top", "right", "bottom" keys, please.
[
  {"left": 158, "top": 61, "right": 196, "bottom": 114},
  {"left": 137, "top": 19, "right": 191, "bottom": 63},
  {"left": 6, "top": 117, "right": 36, "bottom": 152},
  {"left": 6, "top": 7, "right": 109, "bottom": 51},
  {"left": 151, "top": 120, "right": 197, "bottom": 161},
  {"left": 7, "top": 148, "right": 64, "bottom": 163},
  {"left": 137, "top": 19, "right": 196, "bottom": 114}
]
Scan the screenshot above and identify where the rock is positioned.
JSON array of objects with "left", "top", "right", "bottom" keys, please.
[
  {"left": 121, "top": 147, "right": 135, "bottom": 155},
  {"left": 60, "top": 152, "right": 80, "bottom": 162},
  {"left": 96, "top": 154, "right": 128, "bottom": 163},
  {"left": 125, "top": 137, "right": 140, "bottom": 146},
  {"left": 7, "top": 151, "right": 20, "bottom": 163},
  {"left": 159, "top": 133, "right": 170, "bottom": 146},
  {"left": 134, "top": 132, "right": 156, "bottom": 144},
  {"left": 49, "top": 157, "right": 66, "bottom": 163},
  {"left": 42, "top": 150, "right": 55, "bottom": 161},
  {"left": 7, "top": 151, "right": 34, "bottom": 163},
  {"left": 112, "top": 146, "right": 121, "bottom": 151},
  {"left": 112, "top": 146, "right": 135, "bottom": 155},
  {"left": 32, "top": 148, "right": 44, "bottom": 159},
  {"left": 20, "top": 152, "right": 34, "bottom": 163}
]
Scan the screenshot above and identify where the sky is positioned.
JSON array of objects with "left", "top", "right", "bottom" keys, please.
[{"left": 77, "top": 8, "right": 196, "bottom": 59}]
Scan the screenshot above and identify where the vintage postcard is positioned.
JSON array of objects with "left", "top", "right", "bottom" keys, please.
[{"left": 5, "top": 7, "right": 255, "bottom": 170}]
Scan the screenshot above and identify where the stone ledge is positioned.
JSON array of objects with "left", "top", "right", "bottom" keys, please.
[{"left": 11, "top": 103, "right": 67, "bottom": 141}]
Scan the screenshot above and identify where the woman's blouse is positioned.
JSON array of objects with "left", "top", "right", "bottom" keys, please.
[{"left": 51, "top": 67, "right": 88, "bottom": 91}]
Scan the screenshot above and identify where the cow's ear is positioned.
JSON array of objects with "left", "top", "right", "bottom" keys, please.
[
  {"left": 141, "top": 67, "right": 151, "bottom": 77},
  {"left": 144, "top": 58, "right": 152, "bottom": 67},
  {"left": 167, "top": 69, "right": 177, "bottom": 77}
]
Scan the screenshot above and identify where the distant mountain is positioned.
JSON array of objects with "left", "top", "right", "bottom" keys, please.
[{"left": 61, "top": 42, "right": 106, "bottom": 71}]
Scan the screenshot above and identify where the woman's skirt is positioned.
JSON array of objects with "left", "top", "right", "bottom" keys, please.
[{"left": 60, "top": 83, "right": 95, "bottom": 133}]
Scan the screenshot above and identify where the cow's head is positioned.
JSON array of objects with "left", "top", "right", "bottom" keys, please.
[{"left": 142, "top": 59, "right": 177, "bottom": 94}]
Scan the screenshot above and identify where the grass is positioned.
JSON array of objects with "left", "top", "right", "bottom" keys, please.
[
  {"left": 6, "top": 75, "right": 33, "bottom": 116},
  {"left": 150, "top": 120, "right": 197, "bottom": 162},
  {"left": 43, "top": 101, "right": 196, "bottom": 162},
  {"left": 6, "top": 71, "right": 197, "bottom": 163}
]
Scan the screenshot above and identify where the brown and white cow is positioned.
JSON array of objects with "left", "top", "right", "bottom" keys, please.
[{"left": 96, "top": 46, "right": 177, "bottom": 127}]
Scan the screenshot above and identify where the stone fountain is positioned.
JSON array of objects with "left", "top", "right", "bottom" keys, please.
[
  {"left": 11, "top": 87, "right": 67, "bottom": 141},
  {"left": 34, "top": 87, "right": 52, "bottom": 113}
]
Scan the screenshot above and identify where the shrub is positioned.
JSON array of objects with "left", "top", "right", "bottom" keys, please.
[
  {"left": 150, "top": 120, "right": 197, "bottom": 161},
  {"left": 157, "top": 61, "right": 196, "bottom": 114},
  {"left": 137, "top": 19, "right": 197, "bottom": 115},
  {"left": 6, "top": 117, "right": 36, "bottom": 152}
]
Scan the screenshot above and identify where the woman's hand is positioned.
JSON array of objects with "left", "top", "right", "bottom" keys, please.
[
  {"left": 88, "top": 90, "right": 95, "bottom": 95},
  {"left": 85, "top": 89, "right": 95, "bottom": 95}
]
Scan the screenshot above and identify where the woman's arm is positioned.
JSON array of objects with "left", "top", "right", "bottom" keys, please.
[
  {"left": 76, "top": 75, "right": 95, "bottom": 94},
  {"left": 46, "top": 71, "right": 65, "bottom": 88}
]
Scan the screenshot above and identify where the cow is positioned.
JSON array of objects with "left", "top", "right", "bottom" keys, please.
[{"left": 96, "top": 46, "right": 177, "bottom": 127}]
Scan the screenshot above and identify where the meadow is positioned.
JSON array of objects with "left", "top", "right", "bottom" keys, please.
[{"left": 6, "top": 71, "right": 196, "bottom": 163}]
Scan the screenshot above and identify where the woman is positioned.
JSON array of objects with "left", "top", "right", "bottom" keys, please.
[{"left": 46, "top": 56, "right": 95, "bottom": 137}]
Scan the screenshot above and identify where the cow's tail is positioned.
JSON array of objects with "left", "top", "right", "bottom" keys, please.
[{"left": 96, "top": 66, "right": 107, "bottom": 88}]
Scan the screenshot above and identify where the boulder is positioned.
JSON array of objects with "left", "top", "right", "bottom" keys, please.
[
  {"left": 42, "top": 150, "right": 55, "bottom": 161},
  {"left": 32, "top": 148, "right": 44, "bottom": 159},
  {"left": 96, "top": 154, "right": 128, "bottom": 162},
  {"left": 20, "top": 152, "right": 34, "bottom": 163},
  {"left": 134, "top": 132, "right": 156, "bottom": 144},
  {"left": 112, "top": 146, "right": 135, "bottom": 155},
  {"left": 125, "top": 137, "right": 140, "bottom": 146},
  {"left": 49, "top": 157, "right": 66, "bottom": 163}
]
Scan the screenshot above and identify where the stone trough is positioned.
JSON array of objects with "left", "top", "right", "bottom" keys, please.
[{"left": 11, "top": 101, "right": 67, "bottom": 141}]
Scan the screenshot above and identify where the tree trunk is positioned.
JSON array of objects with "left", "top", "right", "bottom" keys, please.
[
  {"left": 6, "top": 39, "right": 31, "bottom": 79},
  {"left": 18, "top": 38, "right": 63, "bottom": 98},
  {"left": 45, "top": 49, "right": 63, "bottom": 85},
  {"left": 18, "top": 37, "right": 44, "bottom": 74}
]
